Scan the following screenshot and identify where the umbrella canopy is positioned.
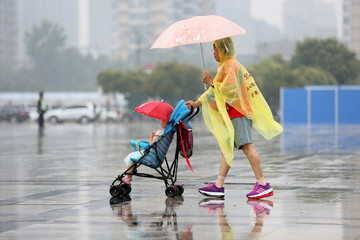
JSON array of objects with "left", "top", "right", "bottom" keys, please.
[
  {"left": 135, "top": 101, "right": 174, "bottom": 122},
  {"left": 151, "top": 15, "right": 246, "bottom": 49}
]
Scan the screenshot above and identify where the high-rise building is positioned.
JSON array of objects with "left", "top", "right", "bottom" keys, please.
[
  {"left": 343, "top": 0, "right": 360, "bottom": 58},
  {"left": 216, "top": 0, "right": 256, "bottom": 55},
  {"left": 0, "top": 0, "right": 18, "bottom": 65},
  {"left": 284, "top": 0, "right": 337, "bottom": 41},
  {"left": 88, "top": 0, "right": 112, "bottom": 57},
  {"left": 111, "top": 0, "right": 216, "bottom": 65},
  {"left": 215, "top": 0, "right": 286, "bottom": 62},
  {"left": 343, "top": 0, "right": 352, "bottom": 48}
]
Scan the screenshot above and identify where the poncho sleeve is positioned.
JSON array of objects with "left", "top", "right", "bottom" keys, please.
[{"left": 197, "top": 62, "right": 238, "bottom": 166}]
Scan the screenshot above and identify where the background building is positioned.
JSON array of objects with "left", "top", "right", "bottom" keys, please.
[
  {"left": 343, "top": 0, "right": 360, "bottom": 59},
  {"left": 0, "top": 0, "right": 344, "bottom": 69},
  {"left": 88, "top": 0, "right": 112, "bottom": 57},
  {"left": 110, "top": 0, "right": 216, "bottom": 67},
  {"left": 0, "top": 0, "right": 18, "bottom": 65},
  {"left": 284, "top": 0, "right": 337, "bottom": 41}
]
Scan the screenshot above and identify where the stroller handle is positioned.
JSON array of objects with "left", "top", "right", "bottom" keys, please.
[{"left": 185, "top": 105, "right": 200, "bottom": 122}]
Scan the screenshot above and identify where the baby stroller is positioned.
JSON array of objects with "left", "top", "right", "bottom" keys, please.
[{"left": 109, "top": 100, "right": 199, "bottom": 198}]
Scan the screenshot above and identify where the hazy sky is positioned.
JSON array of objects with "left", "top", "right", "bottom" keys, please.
[{"left": 251, "top": 0, "right": 342, "bottom": 37}]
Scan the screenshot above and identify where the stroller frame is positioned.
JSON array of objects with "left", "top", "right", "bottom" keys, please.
[{"left": 110, "top": 102, "right": 199, "bottom": 198}]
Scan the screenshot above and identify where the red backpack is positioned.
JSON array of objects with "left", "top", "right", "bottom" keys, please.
[{"left": 178, "top": 121, "right": 193, "bottom": 171}]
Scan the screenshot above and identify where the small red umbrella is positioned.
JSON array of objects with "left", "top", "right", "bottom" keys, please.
[{"left": 135, "top": 101, "right": 174, "bottom": 121}]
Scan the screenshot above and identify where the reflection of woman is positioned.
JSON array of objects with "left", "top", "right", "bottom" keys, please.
[
  {"left": 199, "top": 198, "right": 233, "bottom": 240},
  {"left": 186, "top": 37, "right": 283, "bottom": 199},
  {"left": 247, "top": 200, "right": 273, "bottom": 240}
]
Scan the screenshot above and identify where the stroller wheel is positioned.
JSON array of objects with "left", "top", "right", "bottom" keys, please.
[
  {"left": 121, "top": 184, "right": 132, "bottom": 195},
  {"left": 175, "top": 185, "right": 184, "bottom": 196},
  {"left": 109, "top": 184, "right": 124, "bottom": 197},
  {"left": 109, "top": 197, "right": 121, "bottom": 205},
  {"left": 109, "top": 195, "right": 132, "bottom": 205},
  {"left": 165, "top": 186, "right": 177, "bottom": 198}
]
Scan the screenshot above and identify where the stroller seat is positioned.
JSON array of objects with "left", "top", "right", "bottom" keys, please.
[
  {"left": 109, "top": 99, "right": 199, "bottom": 198},
  {"left": 130, "top": 131, "right": 174, "bottom": 169}
]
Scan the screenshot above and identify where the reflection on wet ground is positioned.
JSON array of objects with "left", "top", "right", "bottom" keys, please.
[
  {"left": 0, "top": 122, "right": 360, "bottom": 239},
  {"left": 110, "top": 196, "right": 192, "bottom": 239},
  {"left": 282, "top": 124, "right": 360, "bottom": 153}
]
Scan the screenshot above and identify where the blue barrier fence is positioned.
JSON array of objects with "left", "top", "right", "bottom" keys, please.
[{"left": 281, "top": 85, "right": 360, "bottom": 125}]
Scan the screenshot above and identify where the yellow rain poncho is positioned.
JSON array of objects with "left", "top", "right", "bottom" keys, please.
[{"left": 198, "top": 37, "right": 283, "bottom": 167}]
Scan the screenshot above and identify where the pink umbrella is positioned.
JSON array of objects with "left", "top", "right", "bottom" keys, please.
[
  {"left": 151, "top": 15, "right": 246, "bottom": 49},
  {"left": 151, "top": 15, "right": 246, "bottom": 88}
]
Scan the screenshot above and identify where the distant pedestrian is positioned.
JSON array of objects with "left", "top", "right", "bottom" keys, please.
[
  {"left": 186, "top": 37, "right": 283, "bottom": 199},
  {"left": 37, "top": 91, "right": 47, "bottom": 128}
]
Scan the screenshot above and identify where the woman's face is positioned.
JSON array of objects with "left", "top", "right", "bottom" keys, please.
[{"left": 213, "top": 44, "right": 220, "bottom": 62}]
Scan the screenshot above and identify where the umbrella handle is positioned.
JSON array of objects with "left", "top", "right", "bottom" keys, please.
[{"left": 200, "top": 43, "right": 207, "bottom": 90}]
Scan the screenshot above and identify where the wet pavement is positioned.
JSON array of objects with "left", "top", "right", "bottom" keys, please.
[{"left": 0, "top": 121, "right": 360, "bottom": 239}]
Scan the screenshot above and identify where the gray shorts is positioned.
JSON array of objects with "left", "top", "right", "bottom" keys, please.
[{"left": 231, "top": 117, "right": 253, "bottom": 149}]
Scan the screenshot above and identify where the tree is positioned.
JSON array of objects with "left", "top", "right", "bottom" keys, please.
[
  {"left": 97, "top": 62, "right": 203, "bottom": 108},
  {"left": 23, "top": 20, "right": 116, "bottom": 91},
  {"left": 97, "top": 68, "right": 149, "bottom": 110},
  {"left": 248, "top": 53, "right": 341, "bottom": 109},
  {"left": 121, "top": 69, "right": 149, "bottom": 110},
  {"left": 97, "top": 68, "right": 148, "bottom": 94},
  {"left": 248, "top": 55, "right": 295, "bottom": 108},
  {"left": 97, "top": 70, "right": 123, "bottom": 93},
  {"left": 292, "top": 67, "right": 337, "bottom": 86},
  {"left": 146, "top": 62, "right": 203, "bottom": 104},
  {"left": 58, "top": 48, "right": 113, "bottom": 91},
  {"left": 24, "top": 20, "right": 67, "bottom": 90},
  {"left": 291, "top": 38, "right": 360, "bottom": 84},
  {"left": 123, "top": 69, "right": 149, "bottom": 94},
  {"left": 0, "top": 60, "right": 40, "bottom": 91},
  {"left": 25, "top": 20, "right": 66, "bottom": 68}
]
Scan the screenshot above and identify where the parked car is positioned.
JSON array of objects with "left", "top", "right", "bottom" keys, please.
[
  {"left": 27, "top": 104, "right": 62, "bottom": 122},
  {"left": 26, "top": 105, "right": 39, "bottom": 122},
  {"left": 0, "top": 105, "right": 30, "bottom": 123},
  {"left": 99, "top": 108, "right": 122, "bottom": 122},
  {"left": 45, "top": 102, "right": 100, "bottom": 124}
]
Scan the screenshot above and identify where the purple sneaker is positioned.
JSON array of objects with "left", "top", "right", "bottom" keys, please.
[
  {"left": 198, "top": 183, "right": 225, "bottom": 198},
  {"left": 246, "top": 182, "right": 273, "bottom": 199},
  {"left": 199, "top": 198, "right": 225, "bottom": 214},
  {"left": 247, "top": 199, "right": 273, "bottom": 216}
]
